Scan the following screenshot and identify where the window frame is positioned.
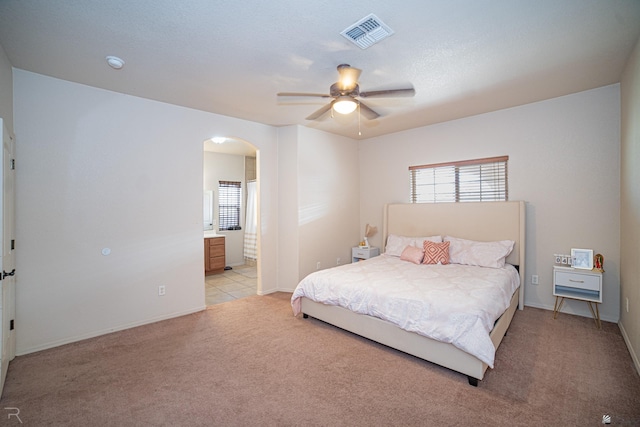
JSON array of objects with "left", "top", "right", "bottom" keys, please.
[
  {"left": 218, "top": 180, "right": 242, "bottom": 230},
  {"left": 409, "top": 156, "right": 508, "bottom": 203}
]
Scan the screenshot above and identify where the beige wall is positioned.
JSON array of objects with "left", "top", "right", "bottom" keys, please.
[
  {"left": 14, "top": 70, "right": 279, "bottom": 354},
  {"left": 0, "top": 42, "right": 12, "bottom": 133},
  {"left": 359, "top": 85, "right": 621, "bottom": 322},
  {"left": 620, "top": 37, "right": 640, "bottom": 373}
]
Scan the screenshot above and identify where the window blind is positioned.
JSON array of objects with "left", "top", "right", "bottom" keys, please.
[
  {"left": 409, "top": 156, "right": 508, "bottom": 203},
  {"left": 218, "top": 180, "right": 242, "bottom": 230}
]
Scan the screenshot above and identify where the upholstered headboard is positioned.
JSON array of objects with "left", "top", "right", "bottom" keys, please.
[{"left": 383, "top": 201, "right": 526, "bottom": 309}]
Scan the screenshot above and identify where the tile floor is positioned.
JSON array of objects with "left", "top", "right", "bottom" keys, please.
[{"left": 205, "top": 265, "right": 257, "bottom": 306}]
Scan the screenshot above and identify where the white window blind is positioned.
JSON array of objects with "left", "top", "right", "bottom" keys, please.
[
  {"left": 218, "top": 181, "right": 242, "bottom": 230},
  {"left": 409, "top": 156, "right": 508, "bottom": 203}
]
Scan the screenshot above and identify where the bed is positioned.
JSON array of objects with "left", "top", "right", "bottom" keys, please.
[{"left": 291, "top": 201, "right": 526, "bottom": 386}]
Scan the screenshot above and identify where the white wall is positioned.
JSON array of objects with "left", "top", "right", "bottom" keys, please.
[
  {"left": 276, "top": 126, "right": 300, "bottom": 291},
  {"left": 203, "top": 151, "right": 246, "bottom": 266},
  {"left": 14, "top": 70, "right": 279, "bottom": 354},
  {"left": 10, "top": 66, "right": 624, "bottom": 354},
  {"left": 277, "top": 125, "right": 360, "bottom": 291},
  {"left": 297, "top": 127, "right": 360, "bottom": 279},
  {"left": 620, "top": 37, "right": 640, "bottom": 373},
  {"left": 0, "top": 42, "right": 12, "bottom": 133},
  {"left": 360, "top": 85, "right": 621, "bottom": 322}
]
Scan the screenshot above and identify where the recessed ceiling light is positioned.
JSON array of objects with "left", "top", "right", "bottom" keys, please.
[{"left": 106, "top": 56, "right": 125, "bottom": 70}]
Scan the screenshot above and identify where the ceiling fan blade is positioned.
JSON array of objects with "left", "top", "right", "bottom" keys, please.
[
  {"left": 358, "top": 101, "right": 380, "bottom": 120},
  {"left": 337, "top": 65, "right": 362, "bottom": 91},
  {"left": 359, "top": 87, "right": 416, "bottom": 98},
  {"left": 277, "top": 92, "right": 332, "bottom": 98},
  {"left": 305, "top": 102, "right": 333, "bottom": 120}
]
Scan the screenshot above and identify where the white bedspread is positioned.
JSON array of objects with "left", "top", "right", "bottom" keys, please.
[{"left": 291, "top": 255, "right": 520, "bottom": 367}]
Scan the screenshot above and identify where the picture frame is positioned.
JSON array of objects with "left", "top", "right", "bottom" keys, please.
[{"left": 571, "top": 248, "right": 594, "bottom": 270}]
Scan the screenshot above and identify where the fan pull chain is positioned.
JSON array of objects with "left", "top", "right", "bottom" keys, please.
[{"left": 358, "top": 102, "right": 362, "bottom": 136}]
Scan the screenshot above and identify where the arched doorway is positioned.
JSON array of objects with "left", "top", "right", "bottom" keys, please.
[{"left": 202, "top": 136, "right": 260, "bottom": 305}]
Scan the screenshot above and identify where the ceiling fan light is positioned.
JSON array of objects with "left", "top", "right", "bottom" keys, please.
[{"left": 333, "top": 97, "right": 358, "bottom": 114}]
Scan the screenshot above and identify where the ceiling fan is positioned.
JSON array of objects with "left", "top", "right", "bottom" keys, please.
[{"left": 277, "top": 64, "right": 415, "bottom": 120}]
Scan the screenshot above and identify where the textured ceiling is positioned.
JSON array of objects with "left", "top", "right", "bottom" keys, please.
[{"left": 1, "top": 0, "right": 639, "bottom": 140}]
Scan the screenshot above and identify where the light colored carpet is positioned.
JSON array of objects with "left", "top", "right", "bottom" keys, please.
[{"left": 0, "top": 293, "right": 638, "bottom": 426}]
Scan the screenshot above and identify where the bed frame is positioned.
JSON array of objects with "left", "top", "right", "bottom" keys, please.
[{"left": 301, "top": 201, "right": 526, "bottom": 386}]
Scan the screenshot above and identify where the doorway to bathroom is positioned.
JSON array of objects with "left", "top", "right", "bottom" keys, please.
[{"left": 203, "top": 137, "right": 259, "bottom": 305}]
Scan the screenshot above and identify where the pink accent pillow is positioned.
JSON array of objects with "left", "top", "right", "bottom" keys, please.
[
  {"left": 422, "top": 240, "right": 450, "bottom": 265},
  {"left": 400, "top": 245, "right": 425, "bottom": 265}
]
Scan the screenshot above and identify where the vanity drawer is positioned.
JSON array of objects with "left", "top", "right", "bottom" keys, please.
[
  {"left": 210, "top": 256, "right": 225, "bottom": 270},
  {"left": 210, "top": 244, "right": 225, "bottom": 257},
  {"left": 209, "top": 238, "right": 224, "bottom": 247}
]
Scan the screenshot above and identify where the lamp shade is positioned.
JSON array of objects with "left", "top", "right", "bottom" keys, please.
[
  {"left": 333, "top": 96, "right": 358, "bottom": 114},
  {"left": 365, "top": 224, "right": 377, "bottom": 237}
]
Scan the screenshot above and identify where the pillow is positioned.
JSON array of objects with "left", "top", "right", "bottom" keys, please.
[
  {"left": 411, "top": 235, "right": 442, "bottom": 248},
  {"left": 385, "top": 234, "right": 442, "bottom": 257},
  {"left": 385, "top": 235, "right": 414, "bottom": 257},
  {"left": 400, "top": 245, "right": 425, "bottom": 265},
  {"left": 422, "top": 240, "right": 450, "bottom": 265},
  {"left": 444, "top": 236, "right": 515, "bottom": 268}
]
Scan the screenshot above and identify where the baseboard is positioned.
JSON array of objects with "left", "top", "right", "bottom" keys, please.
[
  {"left": 16, "top": 305, "right": 207, "bottom": 356},
  {"left": 523, "top": 301, "right": 618, "bottom": 323},
  {"left": 618, "top": 321, "right": 640, "bottom": 376},
  {"left": 522, "top": 302, "right": 550, "bottom": 310}
]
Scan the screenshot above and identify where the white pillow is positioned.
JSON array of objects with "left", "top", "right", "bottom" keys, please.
[
  {"left": 444, "top": 236, "right": 515, "bottom": 268},
  {"left": 385, "top": 234, "right": 442, "bottom": 257},
  {"left": 412, "top": 235, "right": 442, "bottom": 247}
]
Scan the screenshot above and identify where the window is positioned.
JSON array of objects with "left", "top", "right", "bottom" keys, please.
[
  {"left": 409, "top": 156, "right": 508, "bottom": 203},
  {"left": 218, "top": 181, "right": 242, "bottom": 230}
]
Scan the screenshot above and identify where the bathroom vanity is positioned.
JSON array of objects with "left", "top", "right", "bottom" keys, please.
[{"left": 205, "top": 235, "right": 225, "bottom": 275}]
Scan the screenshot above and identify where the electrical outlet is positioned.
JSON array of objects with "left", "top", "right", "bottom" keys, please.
[
  {"left": 532, "top": 275, "right": 539, "bottom": 285},
  {"left": 627, "top": 297, "right": 630, "bottom": 313},
  {"left": 316, "top": 262, "right": 321, "bottom": 270},
  {"left": 336, "top": 257, "right": 341, "bottom": 266},
  {"left": 158, "top": 285, "right": 166, "bottom": 296}
]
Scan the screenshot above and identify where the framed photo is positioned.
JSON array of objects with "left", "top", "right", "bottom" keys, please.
[{"left": 571, "top": 248, "right": 594, "bottom": 270}]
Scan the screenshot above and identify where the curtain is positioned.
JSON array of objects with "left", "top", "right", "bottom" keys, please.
[{"left": 243, "top": 181, "right": 257, "bottom": 261}]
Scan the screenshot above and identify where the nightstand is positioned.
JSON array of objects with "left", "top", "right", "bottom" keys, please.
[
  {"left": 553, "top": 266, "right": 603, "bottom": 329},
  {"left": 352, "top": 247, "right": 380, "bottom": 263}
]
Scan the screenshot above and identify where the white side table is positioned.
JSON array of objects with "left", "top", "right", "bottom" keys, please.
[
  {"left": 352, "top": 247, "right": 380, "bottom": 263},
  {"left": 552, "top": 266, "right": 603, "bottom": 329}
]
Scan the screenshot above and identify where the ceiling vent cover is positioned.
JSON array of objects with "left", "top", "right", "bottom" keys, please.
[{"left": 340, "top": 14, "right": 394, "bottom": 49}]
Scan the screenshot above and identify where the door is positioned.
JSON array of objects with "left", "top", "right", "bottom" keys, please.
[{"left": 0, "top": 118, "right": 16, "bottom": 397}]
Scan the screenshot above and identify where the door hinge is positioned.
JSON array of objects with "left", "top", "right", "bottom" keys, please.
[
  {"left": 9, "top": 319, "right": 14, "bottom": 330},
  {"left": 10, "top": 158, "right": 15, "bottom": 170},
  {"left": 11, "top": 239, "right": 15, "bottom": 250}
]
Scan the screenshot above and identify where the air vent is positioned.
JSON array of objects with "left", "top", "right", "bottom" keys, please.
[{"left": 340, "top": 14, "right": 394, "bottom": 49}]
